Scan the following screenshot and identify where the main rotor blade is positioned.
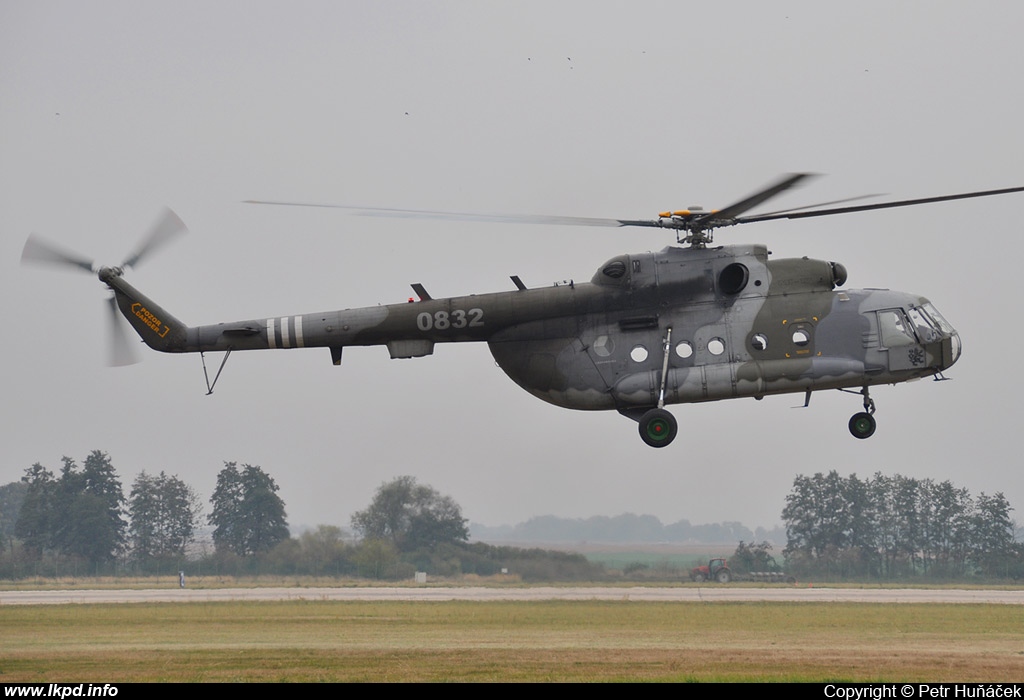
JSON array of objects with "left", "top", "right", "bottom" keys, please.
[
  {"left": 736, "top": 185, "right": 1024, "bottom": 224},
  {"left": 752, "top": 193, "right": 886, "bottom": 218},
  {"left": 246, "top": 200, "right": 631, "bottom": 228},
  {"left": 121, "top": 207, "right": 187, "bottom": 269},
  {"left": 21, "top": 233, "right": 95, "bottom": 273},
  {"left": 697, "top": 173, "right": 815, "bottom": 224},
  {"left": 106, "top": 296, "right": 140, "bottom": 366}
]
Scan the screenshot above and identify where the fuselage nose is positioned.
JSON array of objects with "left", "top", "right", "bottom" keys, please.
[
  {"left": 918, "top": 301, "right": 960, "bottom": 370},
  {"left": 943, "top": 330, "right": 962, "bottom": 369}
]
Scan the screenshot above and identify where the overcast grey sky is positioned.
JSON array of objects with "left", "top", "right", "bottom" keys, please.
[{"left": 3, "top": 1, "right": 1022, "bottom": 534}]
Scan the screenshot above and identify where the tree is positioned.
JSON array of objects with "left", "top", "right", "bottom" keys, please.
[
  {"left": 351, "top": 538, "right": 400, "bottom": 579},
  {"left": 128, "top": 471, "right": 201, "bottom": 565},
  {"left": 15, "top": 464, "right": 56, "bottom": 556},
  {"left": 784, "top": 471, "right": 1020, "bottom": 580},
  {"left": 919, "top": 479, "right": 972, "bottom": 576},
  {"left": 58, "top": 451, "right": 127, "bottom": 565},
  {"left": 0, "top": 480, "right": 28, "bottom": 553},
  {"left": 16, "top": 452, "right": 127, "bottom": 566},
  {"left": 783, "top": 471, "right": 861, "bottom": 575},
  {"left": 208, "top": 462, "right": 289, "bottom": 556},
  {"left": 971, "top": 492, "right": 1016, "bottom": 576},
  {"left": 62, "top": 492, "right": 120, "bottom": 565},
  {"left": 731, "top": 541, "right": 777, "bottom": 574},
  {"left": 298, "top": 525, "right": 349, "bottom": 576},
  {"left": 209, "top": 462, "right": 244, "bottom": 554},
  {"left": 351, "top": 476, "right": 468, "bottom": 552},
  {"left": 300, "top": 523, "right": 346, "bottom": 549}
]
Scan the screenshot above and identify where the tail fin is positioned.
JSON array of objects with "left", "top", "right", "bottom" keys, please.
[{"left": 99, "top": 267, "right": 189, "bottom": 353}]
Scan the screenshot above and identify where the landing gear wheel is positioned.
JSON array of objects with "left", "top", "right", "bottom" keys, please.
[
  {"left": 638, "top": 408, "right": 677, "bottom": 448},
  {"left": 849, "top": 412, "right": 876, "bottom": 439}
]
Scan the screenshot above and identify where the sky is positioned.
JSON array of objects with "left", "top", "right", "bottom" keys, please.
[{"left": 2, "top": 1, "right": 1023, "bottom": 535}]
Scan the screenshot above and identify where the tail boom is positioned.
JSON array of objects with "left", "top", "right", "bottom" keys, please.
[
  {"left": 102, "top": 268, "right": 189, "bottom": 352},
  {"left": 104, "top": 271, "right": 588, "bottom": 364}
]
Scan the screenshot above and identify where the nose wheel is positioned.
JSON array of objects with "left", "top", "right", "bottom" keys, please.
[
  {"left": 849, "top": 412, "right": 876, "bottom": 439},
  {"left": 848, "top": 387, "right": 877, "bottom": 439}
]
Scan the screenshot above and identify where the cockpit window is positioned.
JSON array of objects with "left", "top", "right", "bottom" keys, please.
[
  {"left": 878, "top": 309, "right": 916, "bottom": 347},
  {"left": 907, "top": 306, "right": 941, "bottom": 344},
  {"left": 922, "top": 302, "right": 955, "bottom": 335}
]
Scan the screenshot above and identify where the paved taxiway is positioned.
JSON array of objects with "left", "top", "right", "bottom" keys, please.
[{"left": 2, "top": 587, "right": 1022, "bottom": 605}]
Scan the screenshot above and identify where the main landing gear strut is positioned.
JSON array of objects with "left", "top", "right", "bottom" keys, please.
[{"left": 637, "top": 327, "right": 679, "bottom": 448}]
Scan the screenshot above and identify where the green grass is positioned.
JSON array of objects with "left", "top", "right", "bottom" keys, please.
[{"left": 2, "top": 600, "right": 1023, "bottom": 681}]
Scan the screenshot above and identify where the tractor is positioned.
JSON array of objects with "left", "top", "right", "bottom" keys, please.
[{"left": 690, "top": 558, "right": 732, "bottom": 584}]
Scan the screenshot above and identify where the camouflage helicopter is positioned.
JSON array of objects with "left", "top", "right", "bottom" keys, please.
[{"left": 21, "top": 175, "right": 1024, "bottom": 447}]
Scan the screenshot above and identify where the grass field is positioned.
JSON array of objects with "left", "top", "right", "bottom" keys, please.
[{"left": 2, "top": 599, "right": 1023, "bottom": 682}]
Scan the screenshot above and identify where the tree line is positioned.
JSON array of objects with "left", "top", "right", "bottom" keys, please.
[
  {"left": 0, "top": 455, "right": 601, "bottom": 581},
  {"left": 2, "top": 451, "right": 289, "bottom": 576},
  {"left": 5, "top": 454, "right": 1020, "bottom": 581},
  {"left": 782, "top": 471, "right": 1021, "bottom": 579}
]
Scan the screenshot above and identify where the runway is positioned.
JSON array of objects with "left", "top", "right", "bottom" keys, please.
[{"left": 2, "top": 586, "right": 1022, "bottom": 605}]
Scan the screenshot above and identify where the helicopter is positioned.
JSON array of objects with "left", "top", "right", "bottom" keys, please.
[{"left": 21, "top": 174, "right": 1024, "bottom": 447}]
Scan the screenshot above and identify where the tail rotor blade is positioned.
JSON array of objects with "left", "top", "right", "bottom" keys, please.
[
  {"left": 121, "top": 207, "right": 187, "bottom": 269},
  {"left": 106, "top": 296, "right": 140, "bottom": 366},
  {"left": 21, "top": 233, "right": 95, "bottom": 273}
]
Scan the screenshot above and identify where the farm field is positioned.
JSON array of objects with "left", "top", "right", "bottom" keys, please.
[{"left": 2, "top": 598, "right": 1023, "bottom": 682}]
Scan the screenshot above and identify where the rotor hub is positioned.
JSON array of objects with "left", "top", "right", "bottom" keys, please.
[{"left": 97, "top": 265, "right": 125, "bottom": 283}]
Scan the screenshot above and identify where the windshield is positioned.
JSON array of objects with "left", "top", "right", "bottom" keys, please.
[
  {"left": 920, "top": 302, "right": 956, "bottom": 336},
  {"left": 907, "top": 306, "right": 941, "bottom": 344}
]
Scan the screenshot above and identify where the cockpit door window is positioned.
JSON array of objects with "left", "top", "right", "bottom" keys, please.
[
  {"left": 878, "top": 308, "right": 928, "bottom": 371},
  {"left": 878, "top": 309, "right": 917, "bottom": 348}
]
